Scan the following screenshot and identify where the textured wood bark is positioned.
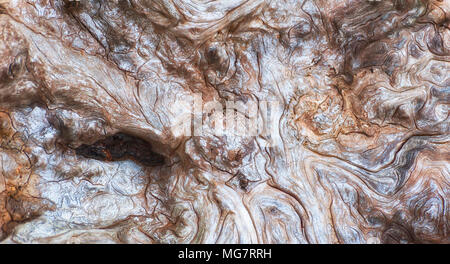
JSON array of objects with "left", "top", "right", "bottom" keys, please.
[{"left": 0, "top": 0, "right": 448, "bottom": 243}]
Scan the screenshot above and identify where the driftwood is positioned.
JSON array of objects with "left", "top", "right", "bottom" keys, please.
[{"left": 0, "top": 0, "right": 448, "bottom": 243}]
